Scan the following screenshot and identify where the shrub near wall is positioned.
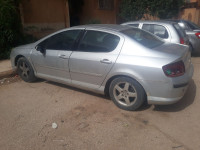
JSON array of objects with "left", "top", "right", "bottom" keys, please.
[
  {"left": 119, "top": 0, "right": 184, "bottom": 21},
  {"left": 0, "top": 0, "right": 22, "bottom": 60}
]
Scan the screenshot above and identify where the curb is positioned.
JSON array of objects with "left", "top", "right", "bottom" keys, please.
[{"left": 0, "top": 70, "right": 16, "bottom": 80}]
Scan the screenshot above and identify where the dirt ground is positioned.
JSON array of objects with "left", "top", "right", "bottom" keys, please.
[{"left": 0, "top": 58, "right": 200, "bottom": 150}]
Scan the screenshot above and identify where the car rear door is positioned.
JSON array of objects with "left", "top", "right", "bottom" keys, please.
[{"left": 69, "top": 29, "right": 124, "bottom": 89}]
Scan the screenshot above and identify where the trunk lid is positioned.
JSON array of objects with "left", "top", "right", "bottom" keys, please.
[{"left": 153, "top": 43, "right": 191, "bottom": 71}]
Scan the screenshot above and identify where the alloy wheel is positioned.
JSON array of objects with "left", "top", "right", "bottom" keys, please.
[
  {"left": 19, "top": 61, "right": 30, "bottom": 79},
  {"left": 113, "top": 82, "right": 137, "bottom": 106}
]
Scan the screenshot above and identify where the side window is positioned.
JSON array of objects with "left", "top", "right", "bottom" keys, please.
[
  {"left": 78, "top": 31, "right": 120, "bottom": 52},
  {"left": 153, "top": 25, "right": 169, "bottom": 39},
  {"left": 129, "top": 24, "right": 139, "bottom": 28},
  {"left": 39, "top": 30, "right": 81, "bottom": 50},
  {"left": 142, "top": 24, "right": 153, "bottom": 33},
  {"left": 142, "top": 24, "right": 169, "bottom": 39}
]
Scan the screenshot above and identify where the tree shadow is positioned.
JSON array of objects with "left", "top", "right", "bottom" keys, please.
[{"left": 153, "top": 79, "right": 196, "bottom": 112}]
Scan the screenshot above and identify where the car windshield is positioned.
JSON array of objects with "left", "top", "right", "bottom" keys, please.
[
  {"left": 121, "top": 28, "right": 164, "bottom": 48},
  {"left": 186, "top": 21, "right": 200, "bottom": 30}
]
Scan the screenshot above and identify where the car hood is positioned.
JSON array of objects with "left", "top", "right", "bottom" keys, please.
[
  {"left": 15, "top": 43, "right": 36, "bottom": 49},
  {"left": 153, "top": 43, "right": 189, "bottom": 58}
]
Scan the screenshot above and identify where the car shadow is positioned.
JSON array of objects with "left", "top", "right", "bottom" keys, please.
[
  {"left": 43, "top": 80, "right": 153, "bottom": 110},
  {"left": 153, "top": 79, "right": 196, "bottom": 112},
  {"left": 32, "top": 78, "right": 196, "bottom": 112},
  {"left": 44, "top": 80, "right": 109, "bottom": 100}
]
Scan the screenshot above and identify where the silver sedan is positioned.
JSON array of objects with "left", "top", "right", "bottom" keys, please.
[
  {"left": 167, "top": 19, "right": 200, "bottom": 55},
  {"left": 10, "top": 24, "right": 194, "bottom": 111},
  {"left": 121, "top": 20, "right": 190, "bottom": 47}
]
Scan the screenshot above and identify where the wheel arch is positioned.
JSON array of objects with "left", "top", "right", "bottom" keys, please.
[
  {"left": 15, "top": 55, "right": 25, "bottom": 66},
  {"left": 104, "top": 74, "right": 147, "bottom": 98}
]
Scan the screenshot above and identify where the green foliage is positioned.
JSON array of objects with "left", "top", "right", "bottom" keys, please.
[
  {"left": 87, "top": 19, "right": 101, "bottom": 24},
  {"left": 119, "top": 0, "right": 184, "bottom": 21},
  {"left": 119, "top": 0, "right": 149, "bottom": 21},
  {"left": 0, "top": 0, "right": 22, "bottom": 60},
  {"left": 148, "top": 0, "right": 184, "bottom": 19}
]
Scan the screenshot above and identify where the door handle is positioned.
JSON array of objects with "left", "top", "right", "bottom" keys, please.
[
  {"left": 58, "top": 54, "right": 68, "bottom": 59},
  {"left": 100, "top": 59, "right": 112, "bottom": 64}
]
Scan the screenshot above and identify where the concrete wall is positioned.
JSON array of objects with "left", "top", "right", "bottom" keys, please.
[
  {"left": 179, "top": 0, "right": 200, "bottom": 25},
  {"left": 20, "top": 0, "right": 119, "bottom": 37},
  {"left": 20, "top": 0, "right": 70, "bottom": 38}
]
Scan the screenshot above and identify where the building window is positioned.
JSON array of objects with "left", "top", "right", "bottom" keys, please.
[{"left": 98, "top": 0, "right": 114, "bottom": 10}]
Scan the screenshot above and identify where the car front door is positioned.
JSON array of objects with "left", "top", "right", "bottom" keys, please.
[
  {"left": 31, "top": 29, "right": 83, "bottom": 83},
  {"left": 69, "top": 30, "right": 124, "bottom": 89}
]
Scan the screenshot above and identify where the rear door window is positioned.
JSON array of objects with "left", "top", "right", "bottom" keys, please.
[
  {"left": 78, "top": 30, "right": 120, "bottom": 52},
  {"left": 121, "top": 28, "right": 164, "bottom": 48},
  {"left": 142, "top": 24, "right": 169, "bottom": 39}
]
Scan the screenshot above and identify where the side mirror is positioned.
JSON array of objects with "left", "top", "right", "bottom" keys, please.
[{"left": 36, "top": 45, "right": 45, "bottom": 53}]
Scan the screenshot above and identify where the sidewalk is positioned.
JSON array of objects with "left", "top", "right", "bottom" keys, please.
[{"left": 0, "top": 60, "right": 15, "bottom": 79}]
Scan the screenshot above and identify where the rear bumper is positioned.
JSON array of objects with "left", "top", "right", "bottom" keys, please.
[
  {"left": 147, "top": 85, "right": 188, "bottom": 105},
  {"left": 146, "top": 63, "right": 194, "bottom": 105}
]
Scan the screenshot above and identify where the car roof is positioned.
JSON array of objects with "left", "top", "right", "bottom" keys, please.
[
  {"left": 71, "top": 24, "right": 132, "bottom": 32},
  {"left": 164, "top": 19, "right": 180, "bottom": 22},
  {"left": 122, "top": 20, "right": 177, "bottom": 25},
  {"left": 164, "top": 19, "right": 193, "bottom": 23}
]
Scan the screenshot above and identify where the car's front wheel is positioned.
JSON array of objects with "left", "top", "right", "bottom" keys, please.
[
  {"left": 109, "top": 77, "right": 146, "bottom": 111},
  {"left": 17, "top": 57, "right": 37, "bottom": 82}
]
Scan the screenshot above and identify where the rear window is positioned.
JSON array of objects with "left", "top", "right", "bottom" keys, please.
[
  {"left": 142, "top": 24, "right": 169, "bottom": 39},
  {"left": 186, "top": 21, "right": 200, "bottom": 30},
  {"left": 121, "top": 28, "right": 164, "bottom": 48},
  {"left": 129, "top": 24, "right": 139, "bottom": 28},
  {"left": 174, "top": 24, "right": 186, "bottom": 38}
]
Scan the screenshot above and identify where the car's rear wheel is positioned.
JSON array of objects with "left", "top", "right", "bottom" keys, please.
[
  {"left": 109, "top": 77, "right": 146, "bottom": 111},
  {"left": 17, "top": 57, "right": 37, "bottom": 82}
]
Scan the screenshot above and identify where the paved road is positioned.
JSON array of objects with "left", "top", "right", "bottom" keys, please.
[{"left": 0, "top": 58, "right": 200, "bottom": 150}]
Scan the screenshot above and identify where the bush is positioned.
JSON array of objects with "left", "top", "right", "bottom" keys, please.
[
  {"left": 87, "top": 19, "right": 101, "bottom": 24},
  {"left": 119, "top": 0, "right": 184, "bottom": 21},
  {"left": 0, "top": 0, "right": 22, "bottom": 60}
]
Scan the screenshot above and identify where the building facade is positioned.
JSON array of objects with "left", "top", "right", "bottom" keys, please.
[
  {"left": 180, "top": 0, "right": 200, "bottom": 25},
  {"left": 20, "top": 0, "right": 119, "bottom": 38},
  {"left": 20, "top": 0, "right": 200, "bottom": 38}
]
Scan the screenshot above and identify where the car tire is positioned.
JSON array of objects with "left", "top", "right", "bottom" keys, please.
[
  {"left": 17, "top": 57, "right": 37, "bottom": 82},
  {"left": 109, "top": 77, "right": 146, "bottom": 111},
  {"left": 189, "top": 43, "right": 194, "bottom": 54}
]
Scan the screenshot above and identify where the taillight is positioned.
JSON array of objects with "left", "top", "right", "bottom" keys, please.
[
  {"left": 162, "top": 61, "right": 185, "bottom": 77},
  {"left": 180, "top": 38, "right": 185, "bottom": 44},
  {"left": 195, "top": 32, "right": 200, "bottom": 39}
]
